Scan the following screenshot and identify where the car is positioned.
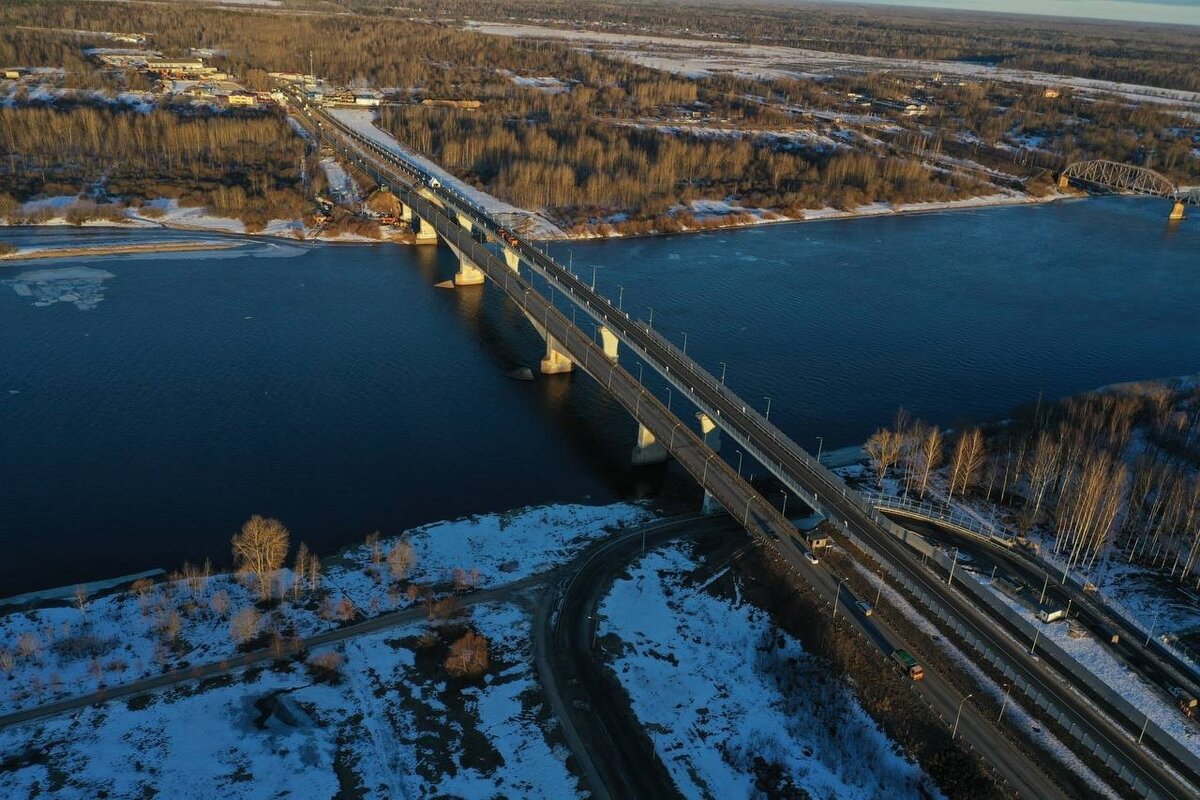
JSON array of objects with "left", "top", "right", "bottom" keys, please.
[
  {"left": 804, "top": 550, "right": 819, "bottom": 565},
  {"left": 856, "top": 600, "right": 873, "bottom": 616}
]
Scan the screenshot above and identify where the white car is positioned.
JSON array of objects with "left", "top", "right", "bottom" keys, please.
[{"left": 804, "top": 551, "right": 819, "bottom": 565}]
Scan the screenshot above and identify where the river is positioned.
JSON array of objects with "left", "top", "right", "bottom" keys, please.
[{"left": 1, "top": 196, "right": 1196, "bottom": 594}]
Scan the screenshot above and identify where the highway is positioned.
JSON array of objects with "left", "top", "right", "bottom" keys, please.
[{"left": 296, "top": 98, "right": 1198, "bottom": 798}]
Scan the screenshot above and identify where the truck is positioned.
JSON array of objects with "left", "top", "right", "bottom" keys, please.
[
  {"left": 892, "top": 649, "right": 924, "bottom": 680},
  {"left": 1037, "top": 604, "right": 1066, "bottom": 623},
  {"left": 1170, "top": 687, "right": 1198, "bottom": 718}
]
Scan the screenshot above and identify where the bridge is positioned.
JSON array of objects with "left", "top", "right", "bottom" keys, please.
[
  {"left": 291, "top": 95, "right": 1199, "bottom": 799},
  {"left": 1059, "top": 159, "right": 1199, "bottom": 219}
]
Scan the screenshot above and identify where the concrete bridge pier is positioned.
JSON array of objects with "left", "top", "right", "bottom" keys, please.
[
  {"left": 414, "top": 216, "right": 438, "bottom": 244},
  {"left": 503, "top": 248, "right": 521, "bottom": 272},
  {"left": 631, "top": 422, "right": 668, "bottom": 465},
  {"left": 696, "top": 413, "right": 723, "bottom": 514},
  {"left": 1058, "top": 174, "right": 1070, "bottom": 190},
  {"left": 1169, "top": 200, "right": 1187, "bottom": 221},
  {"left": 444, "top": 240, "right": 485, "bottom": 286},
  {"left": 598, "top": 326, "right": 619, "bottom": 361},
  {"left": 540, "top": 335, "right": 574, "bottom": 374},
  {"left": 399, "top": 202, "right": 413, "bottom": 223},
  {"left": 456, "top": 211, "right": 474, "bottom": 233}
]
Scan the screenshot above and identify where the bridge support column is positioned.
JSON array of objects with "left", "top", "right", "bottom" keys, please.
[
  {"left": 503, "top": 248, "right": 521, "bottom": 272},
  {"left": 631, "top": 422, "right": 668, "bottom": 465},
  {"left": 414, "top": 216, "right": 438, "bottom": 244},
  {"left": 442, "top": 239, "right": 485, "bottom": 286},
  {"left": 598, "top": 326, "right": 619, "bottom": 361},
  {"left": 399, "top": 202, "right": 413, "bottom": 223},
  {"left": 1169, "top": 200, "right": 1186, "bottom": 221},
  {"left": 1057, "top": 174, "right": 1070, "bottom": 190},
  {"left": 697, "top": 413, "right": 723, "bottom": 514},
  {"left": 540, "top": 335, "right": 574, "bottom": 374},
  {"left": 455, "top": 212, "right": 474, "bottom": 233}
]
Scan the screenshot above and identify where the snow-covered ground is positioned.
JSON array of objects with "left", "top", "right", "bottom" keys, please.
[
  {"left": 972, "top": 571, "right": 1200, "bottom": 758},
  {"left": 0, "top": 502, "right": 649, "bottom": 718},
  {"left": 0, "top": 601, "right": 579, "bottom": 799},
  {"left": 463, "top": 21, "right": 1200, "bottom": 111},
  {"left": 326, "top": 107, "right": 566, "bottom": 239},
  {"left": 318, "top": 156, "right": 361, "bottom": 205},
  {"left": 599, "top": 541, "right": 942, "bottom": 799}
]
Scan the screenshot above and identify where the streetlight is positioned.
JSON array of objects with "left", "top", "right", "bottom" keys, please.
[
  {"left": 764, "top": 396, "right": 773, "bottom": 422},
  {"left": 779, "top": 489, "right": 788, "bottom": 518},
  {"left": 832, "top": 580, "right": 842, "bottom": 622},
  {"left": 719, "top": 362, "right": 727, "bottom": 385},
  {"left": 681, "top": 331, "right": 688, "bottom": 355},
  {"left": 1145, "top": 609, "right": 1162, "bottom": 647},
  {"left": 874, "top": 569, "right": 883, "bottom": 606},
  {"left": 735, "top": 450, "right": 743, "bottom": 477},
  {"left": 997, "top": 684, "right": 1010, "bottom": 723},
  {"left": 637, "top": 363, "right": 644, "bottom": 384},
  {"left": 816, "top": 436, "right": 824, "bottom": 463},
  {"left": 952, "top": 694, "right": 974, "bottom": 739},
  {"left": 647, "top": 306, "right": 654, "bottom": 329},
  {"left": 948, "top": 547, "right": 960, "bottom": 588},
  {"left": 618, "top": 284, "right": 624, "bottom": 311},
  {"left": 590, "top": 263, "right": 599, "bottom": 290},
  {"left": 666, "top": 387, "right": 673, "bottom": 411}
]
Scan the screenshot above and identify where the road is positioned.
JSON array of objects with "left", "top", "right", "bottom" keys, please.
[{"left": 295, "top": 100, "right": 1196, "bottom": 798}]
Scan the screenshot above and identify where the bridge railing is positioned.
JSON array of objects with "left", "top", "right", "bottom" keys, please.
[{"left": 860, "top": 490, "right": 1016, "bottom": 544}]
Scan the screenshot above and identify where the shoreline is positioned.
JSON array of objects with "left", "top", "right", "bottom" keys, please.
[{"left": 1, "top": 191, "right": 1082, "bottom": 255}]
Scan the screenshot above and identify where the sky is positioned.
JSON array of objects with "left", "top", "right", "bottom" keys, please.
[{"left": 820, "top": 0, "right": 1200, "bottom": 25}]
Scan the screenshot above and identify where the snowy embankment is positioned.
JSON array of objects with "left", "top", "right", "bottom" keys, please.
[
  {"left": 599, "top": 541, "right": 942, "bottom": 799},
  {"left": 0, "top": 601, "right": 580, "bottom": 799},
  {"left": 325, "top": 107, "right": 566, "bottom": 239},
  {"left": 0, "top": 502, "right": 650, "bottom": 718},
  {"left": 971, "top": 571, "right": 1200, "bottom": 759}
]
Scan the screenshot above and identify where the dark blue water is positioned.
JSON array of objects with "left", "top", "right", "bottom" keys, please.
[
  {"left": 555, "top": 196, "right": 1200, "bottom": 452},
  {"left": 1, "top": 196, "right": 1197, "bottom": 594}
]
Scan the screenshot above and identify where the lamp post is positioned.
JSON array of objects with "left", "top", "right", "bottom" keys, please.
[
  {"left": 666, "top": 387, "right": 672, "bottom": 411},
  {"left": 832, "top": 580, "right": 842, "bottom": 622},
  {"left": 779, "top": 490, "right": 788, "bottom": 518},
  {"left": 719, "top": 362, "right": 727, "bottom": 385},
  {"left": 590, "top": 263, "right": 598, "bottom": 290},
  {"left": 618, "top": 284, "right": 624, "bottom": 311},
  {"left": 875, "top": 569, "right": 883, "bottom": 606},
  {"left": 735, "top": 450, "right": 743, "bottom": 477},
  {"left": 948, "top": 547, "right": 960, "bottom": 588},
  {"left": 816, "top": 436, "right": 824, "bottom": 463},
  {"left": 998, "top": 684, "right": 1010, "bottom": 723},
  {"left": 647, "top": 307, "right": 654, "bottom": 329},
  {"left": 952, "top": 694, "right": 973, "bottom": 739},
  {"left": 681, "top": 331, "right": 688, "bottom": 355},
  {"left": 764, "top": 396, "right": 773, "bottom": 422}
]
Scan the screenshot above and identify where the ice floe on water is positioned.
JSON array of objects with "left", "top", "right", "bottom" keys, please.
[{"left": 3, "top": 266, "right": 115, "bottom": 310}]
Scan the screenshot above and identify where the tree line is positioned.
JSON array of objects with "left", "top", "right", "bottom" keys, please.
[{"left": 866, "top": 382, "right": 1200, "bottom": 587}]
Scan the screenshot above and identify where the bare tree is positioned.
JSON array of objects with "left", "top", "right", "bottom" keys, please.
[
  {"left": 948, "top": 428, "right": 986, "bottom": 501},
  {"left": 917, "top": 426, "right": 943, "bottom": 499},
  {"left": 72, "top": 586, "right": 89, "bottom": 622},
  {"left": 387, "top": 541, "right": 415, "bottom": 581},
  {"left": 864, "top": 428, "right": 902, "bottom": 488},
  {"left": 231, "top": 515, "right": 291, "bottom": 601},
  {"left": 445, "top": 631, "right": 489, "bottom": 677},
  {"left": 230, "top": 607, "right": 262, "bottom": 645}
]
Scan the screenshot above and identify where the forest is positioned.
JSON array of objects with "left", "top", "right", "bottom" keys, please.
[
  {"left": 864, "top": 382, "right": 1200, "bottom": 589},
  {"left": 0, "top": 1, "right": 1195, "bottom": 228},
  {"left": 386, "top": 0, "right": 1200, "bottom": 93},
  {"left": 0, "top": 105, "right": 308, "bottom": 229}
]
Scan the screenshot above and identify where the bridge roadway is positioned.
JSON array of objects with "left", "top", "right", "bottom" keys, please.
[{"left": 304, "top": 104, "right": 1198, "bottom": 799}]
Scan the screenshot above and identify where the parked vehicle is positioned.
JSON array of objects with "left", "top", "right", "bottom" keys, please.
[
  {"left": 891, "top": 649, "right": 924, "bottom": 680},
  {"left": 856, "top": 600, "right": 873, "bottom": 616},
  {"left": 804, "top": 550, "right": 819, "bottom": 565},
  {"left": 1170, "top": 687, "right": 1198, "bottom": 718}
]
